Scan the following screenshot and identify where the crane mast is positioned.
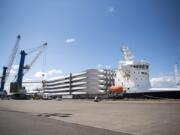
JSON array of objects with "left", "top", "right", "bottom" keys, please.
[
  {"left": 16, "top": 50, "right": 27, "bottom": 88},
  {"left": 10, "top": 50, "right": 27, "bottom": 95},
  {"left": 0, "top": 67, "right": 7, "bottom": 92}
]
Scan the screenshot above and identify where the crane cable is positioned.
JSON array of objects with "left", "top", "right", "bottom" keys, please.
[
  {"left": 41, "top": 45, "right": 47, "bottom": 80},
  {"left": 23, "top": 43, "right": 47, "bottom": 75},
  {"left": 6, "top": 35, "right": 21, "bottom": 82}
]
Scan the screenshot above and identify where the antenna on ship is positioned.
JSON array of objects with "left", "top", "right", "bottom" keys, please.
[
  {"left": 174, "top": 63, "right": 180, "bottom": 88},
  {"left": 121, "top": 46, "right": 134, "bottom": 61}
]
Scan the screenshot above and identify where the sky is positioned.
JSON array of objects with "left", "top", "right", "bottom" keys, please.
[{"left": 0, "top": 0, "right": 180, "bottom": 89}]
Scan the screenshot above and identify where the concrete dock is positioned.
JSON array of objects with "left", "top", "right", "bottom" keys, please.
[{"left": 0, "top": 100, "right": 180, "bottom": 135}]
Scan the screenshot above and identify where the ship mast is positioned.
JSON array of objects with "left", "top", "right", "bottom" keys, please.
[
  {"left": 121, "top": 46, "right": 134, "bottom": 61},
  {"left": 174, "top": 63, "right": 180, "bottom": 88}
]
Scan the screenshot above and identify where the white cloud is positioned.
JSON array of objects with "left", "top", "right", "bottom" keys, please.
[
  {"left": 65, "top": 38, "right": 76, "bottom": 44},
  {"left": 34, "top": 71, "right": 46, "bottom": 78},
  {"left": 107, "top": 7, "right": 115, "bottom": 13},
  {"left": 12, "top": 65, "right": 19, "bottom": 70},
  {"left": 47, "top": 69, "right": 63, "bottom": 76},
  {"left": 23, "top": 78, "right": 41, "bottom": 91},
  {"left": 24, "top": 78, "right": 33, "bottom": 82},
  {"left": 34, "top": 69, "right": 63, "bottom": 79},
  {"left": 9, "top": 64, "right": 19, "bottom": 75},
  {"left": 97, "top": 64, "right": 102, "bottom": 68},
  {"left": 150, "top": 75, "right": 176, "bottom": 88},
  {"left": 9, "top": 69, "right": 17, "bottom": 74},
  {"left": 105, "top": 65, "right": 111, "bottom": 69}
]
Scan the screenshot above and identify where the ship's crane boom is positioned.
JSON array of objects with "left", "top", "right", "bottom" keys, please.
[
  {"left": 0, "top": 35, "right": 20, "bottom": 92},
  {"left": 6, "top": 35, "right": 21, "bottom": 80},
  {"left": 24, "top": 42, "right": 47, "bottom": 75}
]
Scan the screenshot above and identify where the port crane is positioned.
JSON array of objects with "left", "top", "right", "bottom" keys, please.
[
  {"left": 10, "top": 42, "right": 47, "bottom": 98},
  {"left": 0, "top": 35, "right": 21, "bottom": 95}
]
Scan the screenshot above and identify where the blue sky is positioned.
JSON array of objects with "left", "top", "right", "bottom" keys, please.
[{"left": 0, "top": 0, "right": 180, "bottom": 85}]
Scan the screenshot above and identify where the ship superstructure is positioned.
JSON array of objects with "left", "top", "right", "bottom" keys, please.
[{"left": 115, "top": 46, "right": 151, "bottom": 93}]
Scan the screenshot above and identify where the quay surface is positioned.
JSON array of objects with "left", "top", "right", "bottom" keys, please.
[{"left": 0, "top": 99, "right": 180, "bottom": 135}]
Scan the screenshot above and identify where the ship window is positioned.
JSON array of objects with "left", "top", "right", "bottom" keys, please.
[
  {"left": 144, "top": 65, "right": 149, "bottom": 69},
  {"left": 141, "top": 72, "right": 148, "bottom": 75}
]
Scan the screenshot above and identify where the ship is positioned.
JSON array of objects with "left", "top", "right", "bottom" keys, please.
[
  {"left": 40, "top": 46, "right": 180, "bottom": 99},
  {"left": 114, "top": 46, "right": 180, "bottom": 99}
]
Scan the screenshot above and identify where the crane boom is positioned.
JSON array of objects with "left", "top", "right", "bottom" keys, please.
[
  {"left": 24, "top": 42, "right": 47, "bottom": 75},
  {"left": 6, "top": 35, "right": 21, "bottom": 80},
  {"left": 0, "top": 35, "right": 20, "bottom": 93}
]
